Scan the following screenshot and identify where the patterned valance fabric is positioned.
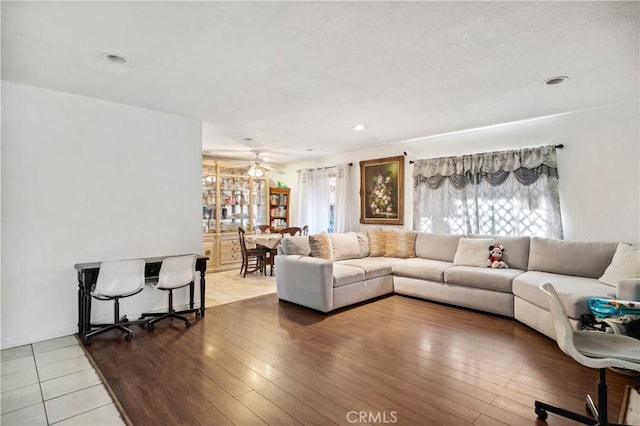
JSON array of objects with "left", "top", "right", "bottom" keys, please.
[{"left": 413, "top": 145, "right": 559, "bottom": 189}]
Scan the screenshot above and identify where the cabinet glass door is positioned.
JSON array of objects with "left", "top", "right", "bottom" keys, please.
[
  {"left": 252, "top": 178, "right": 268, "bottom": 228},
  {"left": 219, "top": 176, "right": 250, "bottom": 233},
  {"left": 202, "top": 165, "right": 217, "bottom": 234}
]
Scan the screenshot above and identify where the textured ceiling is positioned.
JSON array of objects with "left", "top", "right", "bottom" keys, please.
[{"left": 2, "top": 1, "right": 638, "bottom": 163}]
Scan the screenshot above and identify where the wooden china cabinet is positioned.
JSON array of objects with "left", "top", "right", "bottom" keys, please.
[
  {"left": 202, "top": 157, "right": 269, "bottom": 272},
  {"left": 268, "top": 187, "right": 290, "bottom": 230}
]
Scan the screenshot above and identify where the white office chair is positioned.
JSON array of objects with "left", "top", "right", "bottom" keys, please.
[
  {"left": 84, "top": 259, "right": 146, "bottom": 345},
  {"left": 139, "top": 255, "right": 199, "bottom": 330},
  {"left": 535, "top": 282, "right": 640, "bottom": 425}
]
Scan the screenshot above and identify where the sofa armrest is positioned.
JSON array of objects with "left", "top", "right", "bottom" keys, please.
[
  {"left": 275, "top": 255, "right": 334, "bottom": 312},
  {"left": 617, "top": 279, "right": 640, "bottom": 301}
]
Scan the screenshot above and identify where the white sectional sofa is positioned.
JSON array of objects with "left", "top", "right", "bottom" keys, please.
[{"left": 275, "top": 231, "right": 639, "bottom": 340}]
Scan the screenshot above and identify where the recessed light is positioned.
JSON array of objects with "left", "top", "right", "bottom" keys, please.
[
  {"left": 244, "top": 137, "right": 253, "bottom": 141},
  {"left": 102, "top": 53, "right": 129, "bottom": 65},
  {"left": 544, "top": 76, "right": 569, "bottom": 86},
  {"left": 353, "top": 124, "right": 366, "bottom": 131}
]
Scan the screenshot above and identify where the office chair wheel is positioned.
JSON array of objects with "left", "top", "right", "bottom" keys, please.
[
  {"left": 196, "top": 311, "right": 201, "bottom": 319},
  {"left": 125, "top": 332, "right": 132, "bottom": 342},
  {"left": 535, "top": 407, "right": 548, "bottom": 421},
  {"left": 147, "top": 323, "right": 155, "bottom": 331},
  {"left": 82, "top": 338, "right": 92, "bottom": 346},
  {"left": 120, "top": 315, "right": 129, "bottom": 323},
  {"left": 185, "top": 321, "right": 192, "bottom": 327}
]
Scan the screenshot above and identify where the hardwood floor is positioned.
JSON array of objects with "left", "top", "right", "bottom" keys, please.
[{"left": 83, "top": 294, "right": 638, "bottom": 425}]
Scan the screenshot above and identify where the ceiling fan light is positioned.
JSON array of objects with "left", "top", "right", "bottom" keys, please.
[{"left": 248, "top": 166, "right": 263, "bottom": 177}]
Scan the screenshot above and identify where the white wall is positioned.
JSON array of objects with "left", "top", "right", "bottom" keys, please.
[
  {"left": 1, "top": 82, "right": 203, "bottom": 349},
  {"left": 285, "top": 102, "right": 640, "bottom": 244}
]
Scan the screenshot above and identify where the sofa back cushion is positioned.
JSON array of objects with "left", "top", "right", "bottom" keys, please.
[
  {"left": 329, "top": 232, "right": 361, "bottom": 261},
  {"left": 309, "top": 232, "right": 334, "bottom": 260},
  {"left": 384, "top": 231, "right": 417, "bottom": 258},
  {"left": 415, "top": 233, "right": 463, "bottom": 262},
  {"left": 280, "top": 236, "right": 311, "bottom": 256},
  {"left": 470, "top": 235, "right": 531, "bottom": 271},
  {"left": 453, "top": 238, "right": 494, "bottom": 267},
  {"left": 357, "top": 232, "right": 370, "bottom": 258},
  {"left": 528, "top": 237, "right": 618, "bottom": 278}
]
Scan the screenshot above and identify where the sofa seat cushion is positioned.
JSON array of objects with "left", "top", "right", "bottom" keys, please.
[
  {"left": 445, "top": 266, "right": 524, "bottom": 293},
  {"left": 513, "top": 271, "right": 616, "bottom": 319},
  {"left": 391, "top": 258, "right": 452, "bottom": 282},
  {"left": 332, "top": 264, "right": 366, "bottom": 288},
  {"left": 335, "top": 258, "right": 393, "bottom": 280}
]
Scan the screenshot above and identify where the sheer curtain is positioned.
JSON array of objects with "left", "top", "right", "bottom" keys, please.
[
  {"left": 296, "top": 167, "right": 331, "bottom": 234},
  {"left": 333, "top": 163, "right": 353, "bottom": 233},
  {"left": 413, "top": 145, "right": 563, "bottom": 238}
]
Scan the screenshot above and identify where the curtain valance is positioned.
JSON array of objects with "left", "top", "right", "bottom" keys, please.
[{"left": 413, "top": 145, "right": 559, "bottom": 190}]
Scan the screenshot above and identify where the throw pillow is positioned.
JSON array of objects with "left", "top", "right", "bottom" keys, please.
[
  {"left": 308, "top": 232, "right": 334, "bottom": 260},
  {"left": 384, "top": 231, "right": 417, "bottom": 258},
  {"left": 599, "top": 243, "right": 640, "bottom": 286},
  {"left": 453, "top": 238, "right": 494, "bottom": 267},
  {"left": 280, "top": 236, "right": 311, "bottom": 256},
  {"left": 368, "top": 231, "right": 387, "bottom": 257},
  {"left": 329, "top": 232, "right": 361, "bottom": 261}
]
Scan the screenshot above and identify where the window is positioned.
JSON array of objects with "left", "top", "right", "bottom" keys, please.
[
  {"left": 413, "top": 145, "right": 563, "bottom": 238},
  {"left": 297, "top": 165, "right": 351, "bottom": 234}
]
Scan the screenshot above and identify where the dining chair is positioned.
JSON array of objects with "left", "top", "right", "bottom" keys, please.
[
  {"left": 139, "top": 255, "right": 199, "bottom": 330},
  {"left": 84, "top": 259, "right": 146, "bottom": 345},
  {"left": 535, "top": 282, "right": 640, "bottom": 425},
  {"left": 238, "top": 227, "right": 267, "bottom": 277},
  {"left": 280, "top": 226, "right": 302, "bottom": 236},
  {"left": 255, "top": 224, "right": 274, "bottom": 234},
  {"left": 302, "top": 225, "right": 309, "bottom": 236}
]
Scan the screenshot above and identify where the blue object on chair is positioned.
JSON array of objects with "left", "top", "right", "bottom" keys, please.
[{"left": 589, "top": 297, "right": 640, "bottom": 318}]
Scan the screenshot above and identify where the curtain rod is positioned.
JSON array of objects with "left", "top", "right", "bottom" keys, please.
[
  {"left": 296, "top": 163, "right": 353, "bottom": 173},
  {"left": 408, "top": 144, "right": 564, "bottom": 164}
]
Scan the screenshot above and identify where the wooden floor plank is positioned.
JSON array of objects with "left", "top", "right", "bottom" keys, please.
[{"left": 84, "top": 294, "right": 637, "bottom": 425}]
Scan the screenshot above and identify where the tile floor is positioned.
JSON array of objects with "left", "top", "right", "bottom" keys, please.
[
  {"left": 0, "top": 269, "right": 276, "bottom": 425},
  {"left": 1, "top": 335, "right": 123, "bottom": 425}
]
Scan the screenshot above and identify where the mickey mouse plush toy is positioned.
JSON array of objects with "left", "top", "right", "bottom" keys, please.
[{"left": 487, "top": 245, "right": 509, "bottom": 269}]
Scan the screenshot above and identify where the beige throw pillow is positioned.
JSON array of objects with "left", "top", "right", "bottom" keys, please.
[
  {"left": 368, "top": 231, "right": 387, "bottom": 257},
  {"left": 308, "top": 232, "right": 334, "bottom": 260},
  {"left": 384, "top": 231, "right": 417, "bottom": 258},
  {"left": 329, "top": 232, "right": 361, "bottom": 261},
  {"left": 599, "top": 243, "right": 640, "bottom": 287},
  {"left": 280, "top": 236, "right": 311, "bottom": 256},
  {"left": 453, "top": 238, "right": 494, "bottom": 267}
]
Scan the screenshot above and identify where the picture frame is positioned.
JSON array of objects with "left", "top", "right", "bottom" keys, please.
[{"left": 359, "top": 155, "right": 404, "bottom": 225}]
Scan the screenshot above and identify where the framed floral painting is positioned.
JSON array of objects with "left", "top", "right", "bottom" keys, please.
[{"left": 359, "top": 155, "right": 404, "bottom": 225}]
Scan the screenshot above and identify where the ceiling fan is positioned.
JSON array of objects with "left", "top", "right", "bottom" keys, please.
[{"left": 225, "top": 150, "right": 285, "bottom": 176}]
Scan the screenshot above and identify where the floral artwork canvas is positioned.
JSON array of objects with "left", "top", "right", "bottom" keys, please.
[{"left": 359, "top": 156, "right": 404, "bottom": 224}]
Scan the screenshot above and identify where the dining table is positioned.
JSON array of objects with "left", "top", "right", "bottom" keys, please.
[
  {"left": 244, "top": 233, "right": 282, "bottom": 276},
  {"left": 245, "top": 233, "right": 283, "bottom": 250}
]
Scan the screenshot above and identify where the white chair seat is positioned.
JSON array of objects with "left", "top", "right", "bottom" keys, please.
[{"left": 573, "top": 331, "right": 640, "bottom": 365}]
